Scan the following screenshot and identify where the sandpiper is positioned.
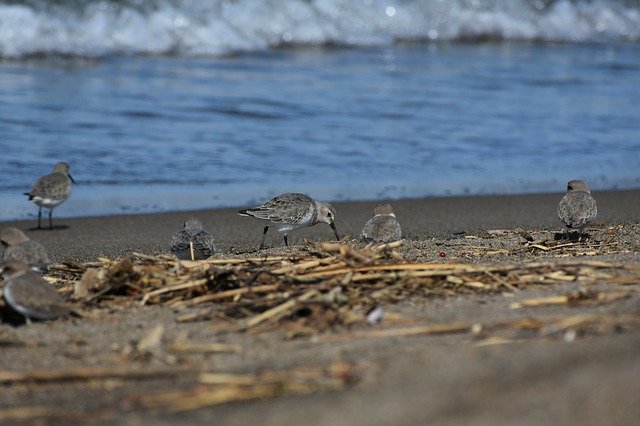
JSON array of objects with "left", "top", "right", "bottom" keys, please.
[
  {"left": 170, "top": 218, "right": 217, "bottom": 260},
  {"left": 360, "top": 203, "right": 402, "bottom": 243},
  {"left": 557, "top": 180, "right": 597, "bottom": 240},
  {"left": 0, "top": 260, "right": 70, "bottom": 323},
  {"left": 25, "top": 162, "right": 75, "bottom": 230},
  {"left": 0, "top": 227, "right": 50, "bottom": 272},
  {"left": 238, "top": 193, "right": 340, "bottom": 249}
]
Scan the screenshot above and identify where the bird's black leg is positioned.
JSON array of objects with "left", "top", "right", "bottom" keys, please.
[
  {"left": 284, "top": 234, "right": 289, "bottom": 247},
  {"left": 37, "top": 207, "right": 42, "bottom": 229},
  {"left": 259, "top": 226, "right": 269, "bottom": 250},
  {"left": 48, "top": 209, "right": 53, "bottom": 229}
]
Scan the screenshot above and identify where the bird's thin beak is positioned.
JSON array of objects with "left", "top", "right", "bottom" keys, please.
[
  {"left": 330, "top": 222, "right": 340, "bottom": 241},
  {"left": 69, "top": 174, "right": 76, "bottom": 184}
]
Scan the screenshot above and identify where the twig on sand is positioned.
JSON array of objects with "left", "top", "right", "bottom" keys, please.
[
  {"left": 141, "top": 279, "right": 209, "bottom": 305},
  {"left": 127, "top": 361, "right": 360, "bottom": 413},
  {"left": 318, "top": 323, "right": 471, "bottom": 342},
  {"left": 245, "top": 289, "right": 319, "bottom": 329},
  {"left": 171, "top": 284, "right": 279, "bottom": 308},
  {"left": 316, "top": 313, "right": 639, "bottom": 343},
  {"left": 0, "top": 367, "right": 189, "bottom": 385}
]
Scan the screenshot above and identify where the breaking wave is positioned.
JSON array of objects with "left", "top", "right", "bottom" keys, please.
[{"left": 1, "top": 0, "right": 639, "bottom": 58}]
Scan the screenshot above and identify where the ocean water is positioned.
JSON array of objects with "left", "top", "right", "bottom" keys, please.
[{"left": 0, "top": 0, "right": 639, "bottom": 221}]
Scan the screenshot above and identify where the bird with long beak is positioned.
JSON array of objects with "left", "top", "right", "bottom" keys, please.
[
  {"left": 24, "top": 162, "right": 75, "bottom": 230},
  {"left": 238, "top": 193, "right": 340, "bottom": 249}
]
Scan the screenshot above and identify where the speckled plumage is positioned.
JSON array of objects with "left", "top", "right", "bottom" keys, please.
[
  {"left": 558, "top": 180, "right": 597, "bottom": 237},
  {"left": 1, "top": 260, "right": 70, "bottom": 323},
  {"left": 238, "top": 193, "right": 340, "bottom": 248},
  {"left": 25, "top": 162, "right": 75, "bottom": 229},
  {"left": 360, "top": 203, "right": 402, "bottom": 243},
  {"left": 170, "top": 218, "right": 216, "bottom": 260},
  {"left": 1, "top": 227, "right": 49, "bottom": 272}
]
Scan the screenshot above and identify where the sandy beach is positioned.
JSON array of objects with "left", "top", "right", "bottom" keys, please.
[
  {"left": 2, "top": 189, "right": 639, "bottom": 262},
  {"left": 1, "top": 190, "right": 639, "bottom": 425}
]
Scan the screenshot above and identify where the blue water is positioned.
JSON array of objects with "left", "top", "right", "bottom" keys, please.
[{"left": 1, "top": 2, "right": 640, "bottom": 221}]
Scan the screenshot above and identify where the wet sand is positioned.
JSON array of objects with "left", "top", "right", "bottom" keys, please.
[{"left": 1, "top": 190, "right": 639, "bottom": 425}]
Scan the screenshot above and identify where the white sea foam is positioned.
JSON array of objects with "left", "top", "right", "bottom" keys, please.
[{"left": 0, "top": 0, "right": 639, "bottom": 57}]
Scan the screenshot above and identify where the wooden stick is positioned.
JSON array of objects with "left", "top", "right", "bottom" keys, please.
[
  {"left": 293, "top": 260, "right": 626, "bottom": 282},
  {"left": 371, "top": 240, "right": 404, "bottom": 250},
  {"left": 0, "top": 367, "right": 188, "bottom": 385},
  {"left": 132, "top": 252, "right": 173, "bottom": 261},
  {"left": 512, "top": 291, "right": 635, "bottom": 309},
  {"left": 318, "top": 312, "right": 640, "bottom": 344},
  {"left": 174, "top": 284, "right": 279, "bottom": 307},
  {"left": 245, "top": 290, "right": 318, "bottom": 328},
  {"left": 170, "top": 342, "right": 242, "bottom": 354},
  {"left": 141, "top": 279, "right": 209, "bottom": 304},
  {"left": 134, "top": 384, "right": 281, "bottom": 412},
  {"left": 271, "top": 256, "right": 338, "bottom": 275},
  {"left": 132, "top": 253, "right": 287, "bottom": 265},
  {"left": 484, "top": 270, "right": 519, "bottom": 291},
  {"left": 318, "top": 323, "right": 471, "bottom": 342},
  {"left": 202, "top": 256, "right": 287, "bottom": 265},
  {"left": 198, "top": 373, "right": 260, "bottom": 385},
  {"left": 510, "top": 295, "right": 569, "bottom": 309},
  {"left": 528, "top": 244, "right": 551, "bottom": 251},
  {"left": 0, "top": 407, "right": 60, "bottom": 422},
  {"left": 540, "top": 314, "right": 606, "bottom": 336},
  {"left": 297, "top": 262, "right": 474, "bottom": 277},
  {"left": 0, "top": 407, "right": 114, "bottom": 423},
  {"left": 318, "top": 240, "right": 402, "bottom": 253}
]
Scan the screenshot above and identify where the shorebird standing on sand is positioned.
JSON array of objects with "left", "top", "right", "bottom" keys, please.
[
  {"left": 360, "top": 203, "right": 402, "bottom": 243},
  {"left": 557, "top": 180, "right": 597, "bottom": 240},
  {"left": 0, "top": 260, "right": 70, "bottom": 324},
  {"left": 238, "top": 193, "right": 340, "bottom": 249},
  {"left": 170, "top": 218, "right": 217, "bottom": 260},
  {"left": 25, "top": 162, "right": 75, "bottom": 230},
  {"left": 0, "top": 227, "right": 50, "bottom": 272}
]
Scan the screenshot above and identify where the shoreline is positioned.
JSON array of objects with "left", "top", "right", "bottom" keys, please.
[
  {"left": 3, "top": 181, "right": 638, "bottom": 222},
  {"left": 1, "top": 189, "right": 638, "bottom": 262}
]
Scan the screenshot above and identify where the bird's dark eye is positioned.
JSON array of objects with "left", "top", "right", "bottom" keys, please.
[{"left": 328, "top": 212, "right": 332, "bottom": 217}]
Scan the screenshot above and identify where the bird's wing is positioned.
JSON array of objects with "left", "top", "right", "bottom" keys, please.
[
  {"left": 191, "top": 230, "right": 216, "bottom": 256},
  {"left": 28, "top": 173, "right": 70, "bottom": 198},
  {"left": 242, "top": 193, "right": 312, "bottom": 224}
]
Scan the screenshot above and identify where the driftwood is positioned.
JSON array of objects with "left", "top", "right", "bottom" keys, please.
[{"left": 42, "top": 239, "right": 640, "bottom": 333}]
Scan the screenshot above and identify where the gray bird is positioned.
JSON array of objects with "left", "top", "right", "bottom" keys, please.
[
  {"left": 238, "top": 193, "right": 340, "bottom": 249},
  {"left": 0, "top": 260, "right": 70, "bottom": 324},
  {"left": 557, "top": 180, "right": 597, "bottom": 240},
  {"left": 360, "top": 203, "right": 402, "bottom": 243},
  {"left": 170, "top": 218, "right": 217, "bottom": 260},
  {"left": 25, "top": 162, "right": 75, "bottom": 230},
  {"left": 0, "top": 227, "right": 50, "bottom": 272}
]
